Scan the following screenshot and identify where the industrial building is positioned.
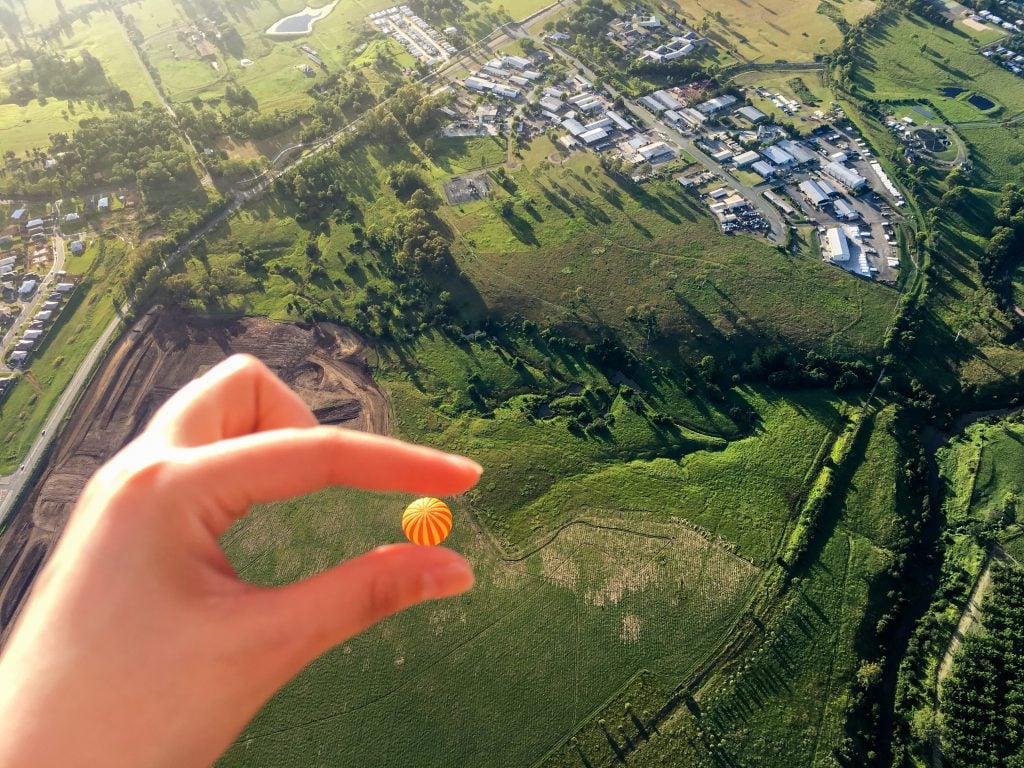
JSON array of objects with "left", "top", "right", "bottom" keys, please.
[
  {"left": 823, "top": 161, "right": 868, "bottom": 191},
  {"left": 825, "top": 227, "right": 851, "bottom": 262}
]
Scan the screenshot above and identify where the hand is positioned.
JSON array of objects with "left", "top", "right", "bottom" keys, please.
[{"left": 0, "top": 354, "right": 481, "bottom": 768}]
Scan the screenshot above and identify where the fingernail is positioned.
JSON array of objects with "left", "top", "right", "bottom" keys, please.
[
  {"left": 455, "top": 456, "right": 484, "bottom": 477},
  {"left": 422, "top": 559, "right": 475, "bottom": 599}
]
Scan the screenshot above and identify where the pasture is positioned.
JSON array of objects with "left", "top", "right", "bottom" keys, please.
[
  {"left": 220, "top": 486, "right": 761, "bottom": 768},
  {"left": 666, "top": 0, "right": 875, "bottom": 63},
  {"left": 938, "top": 417, "right": 1024, "bottom": 529},
  {"left": 853, "top": 13, "right": 1024, "bottom": 123},
  {"left": 444, "top": 138, "right": 898, "bottom": 360}
]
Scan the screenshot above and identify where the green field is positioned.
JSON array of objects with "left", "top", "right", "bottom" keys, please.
[
  {"left": 667, "top": 0, "right": 875, "bottom": 63},
  {"left": 215, "top": 345, "right": 855, "bottom": 766},
  {"left": 939, "top": 417, "right": 1024, "bottom": 530},
  {"left": 853, "top": 13, "right": 1024, "bottom": 124}
]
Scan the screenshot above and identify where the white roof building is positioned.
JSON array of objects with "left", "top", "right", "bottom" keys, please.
[
  {"left": 736, "top": 105, "right": 766, "bottom": 123},
  {"left": 697, "top": 94, "right": 738, "bottom": 114},
  {"left": 777, "top": 140, "right": 817, "bottom": 165},
  {"left": 579, "top": 127, "right": 609, "bottom": 144},
  {"left": 799, "top": 179, "right": 830, "bottom": 207},
  {"left": 833, "top": 199, "right": 859, "bottom": 220},
  {"left": 763, "top": 145, "right": 795, "bottom": 166},
  {"left": 562, "top": 118, "right": 586, "bottom": 136},
  {"left": 825, "top": 227, "right": 851, "bottom": 262},
  {"left": 637, "top": 141, "right": 674, "bottom": 161},
  {"left": 640, "top": 95, "right": 665, "bottom": 113},
  {"left": 823, "top": 161, "right": 868, "bottom": 190},
  {"left": 733, "top": 150, "right": 760, "bottom": 168},
  {"left": 652, "top": 89, "right": 683, "bottom": 110},
  {"left": 464, "top": 76, "right": 496, "bottom": 91},
  {"left": 606, "top": 110, "right": 633, "bottom": 131},
  {"left": 751, "top": 160, "right": 775, "bottom": 178},
  {"left": 539, "top": 96, "right": 564, "bottom": 112}
]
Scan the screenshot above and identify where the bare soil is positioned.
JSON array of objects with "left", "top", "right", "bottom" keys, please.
[{"left": 0, "top": 308, "right": 387, "bottom": 643}]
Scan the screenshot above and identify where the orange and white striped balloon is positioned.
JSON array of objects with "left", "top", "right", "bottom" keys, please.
[{"left": 402, "top": 497, "right": 453, "bottom": 546}]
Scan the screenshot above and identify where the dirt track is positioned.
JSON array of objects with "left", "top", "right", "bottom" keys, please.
[{"left": 0, "top": 308, "right": 387, "bottom": 643}]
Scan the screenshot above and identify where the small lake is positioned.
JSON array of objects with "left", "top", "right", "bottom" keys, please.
[
  {"left": 939, "top": 86, "right": 966, "bottom": 97},
  {"left": 967, "top": 93, "right": 995, "bottom": 110},
  {"left": 266, "top": 1, "right": 339, "bottom": 37}
]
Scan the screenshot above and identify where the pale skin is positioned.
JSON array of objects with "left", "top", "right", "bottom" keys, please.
[{"left": 0, "top": 354, "right": 482, "bottom": 768}]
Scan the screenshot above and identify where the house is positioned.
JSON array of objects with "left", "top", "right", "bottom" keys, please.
[
  {"left": 493, "top": 85, "right": 520, "bottom": 100},
  {"left": 18, "top": 279, "right": 37, "bottom": 297},
  {"left": 56, "top": 282, "right": 75, "bottom": 293},
  {"left": 42, "top": 301, "right": 59, "bottom": 311},
  {"left": 547, "top": 31, "right": 571, "bottom": 42},
  {"left": 751, "top": 160, "right": 775, "bottom": 178},
  {"left": 733, "top": 150, "right": 760, "bottom": 168},
  {"left": 9, "top": 351, "right": 28, "bottom": 365},
  {"left": 736, "top": 105, "right": 767, "bottom": 123},
  {"left": 10, "top": 209, "right": 25, "bottom": 222},
  {"left": 23, "top": 329, "right": 42, "bottom": 340},
  {"left": 64, "top": 212, "right": 80, "bottom": 224},
  {"left": 825, "top": 226, "right": 851, "bottom": 262},
  {"left": 70, "top": 240, "right": 86, "bottom": 255},
  {"left": 26, "top": 218, "right": 44, "bottom": 229},
  {"left": 98, "top": 197, "right": 110, "bottom": 211}
]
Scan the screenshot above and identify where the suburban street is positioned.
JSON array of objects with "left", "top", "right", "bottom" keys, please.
[{"left": 0, "top": 216, "right": 68, "bottom": 374}]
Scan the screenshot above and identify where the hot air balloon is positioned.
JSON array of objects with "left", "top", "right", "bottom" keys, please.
[{"left": 402, "top": 497, "right": 453, "bottom": 546}]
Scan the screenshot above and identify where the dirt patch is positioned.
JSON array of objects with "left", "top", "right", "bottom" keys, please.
[
  {"left": 0, "top": 308, "right": 388, "bottom": 643},
  {"left": 621, "top": 614, "right": 642, "bottom": 644}
]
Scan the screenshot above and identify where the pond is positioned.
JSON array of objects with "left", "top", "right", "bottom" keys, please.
[
  {"left": 967, "top": 93, "right": 996, "bottom": 110},
  {"left": 939, "top": 86, "right": 966, "bottom": 98},
  {"left": 266, "top": 1, "right": 339, "bottom": 37}
]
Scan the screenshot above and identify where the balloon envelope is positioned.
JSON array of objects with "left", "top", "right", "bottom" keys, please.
[{"left": 402, "top": 497, "right": 453, "bottom": 546}]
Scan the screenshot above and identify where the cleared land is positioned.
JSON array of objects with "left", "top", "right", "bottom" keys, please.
[{"left": 0, "top": 310, "right": 386, "bottom": 641}]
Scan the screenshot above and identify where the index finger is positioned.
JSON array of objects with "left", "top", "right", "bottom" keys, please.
[
  {"left": 146, "top": 354, "right": 318, "bottom": 447},
  {"left": 163, "top": 427, "right": 482, "bottom": 534}
]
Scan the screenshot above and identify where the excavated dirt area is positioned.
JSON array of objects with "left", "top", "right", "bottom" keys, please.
[{"left": 0, "top": 309, "right": 387, "bottom": 642}]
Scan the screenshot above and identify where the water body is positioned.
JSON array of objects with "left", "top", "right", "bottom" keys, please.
[
  {"left": 266, "top": 1, "right": 339, "bottom": 37},
  {"left": 939, "top": 86, "right": 966, "bottom": 97},
  {"left": 967, "top": 93, "right": 996, "bottom": 110}
]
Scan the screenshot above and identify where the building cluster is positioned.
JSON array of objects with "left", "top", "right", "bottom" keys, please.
[
  {"left": 699, "top": 185, "right": 769, "bottom": 234},
  {"left": 370, "top": 6, "right": 456, "bottom": 66},
  {"left": 603, "top": 6, "right": 710, "bottom": 65},
  {"left": 971, "top": 6, "right": 1024, "bottom": 35},
  {"left": 8, "top": 279, "right": 76, "bottom": 368},
  {"left": 983, "top": 43, "right": 1024, "bottom": 77},
  {"left": 464, "top": 54, "right": 545, "bottom": 101},
  {"left": 750, "top": 86, "right": 804, "bottom": 117}
]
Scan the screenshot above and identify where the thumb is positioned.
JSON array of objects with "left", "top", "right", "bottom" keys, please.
[{"left": 258, "top": 544, "right": 474, "bottom": 666}]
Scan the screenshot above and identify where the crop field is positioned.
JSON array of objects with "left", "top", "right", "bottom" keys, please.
[
  {"left": 853, "top": 13, "right": 1024, "bottom": 124},
  {"left": 668, "top": 0, "right": 875, "bottom": 63}
]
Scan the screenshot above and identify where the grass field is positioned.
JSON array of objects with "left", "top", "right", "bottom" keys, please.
[
  {"left": 939, "top": 418, "right": 1024, "bottom": 529},
  {"left": 732, "top": 69, "right": 834, "bottom": 132},
  {"left": 0, "top": 238, "right": 124, "bottom": 473},
  {"left": 853, "top": 13, "right": 1024, "bottom": 124},
  {"left": 443, "top": 138, "right": 898, "bottom": 360},
  {"left": 213, "top": 349, "right": 857, "bottom": 767},
  {"left": 666, "top": 0, "right": 875, "bottom": 63},
  {"left": 0, "top": 99, "right": 110, "bottom": 157}
]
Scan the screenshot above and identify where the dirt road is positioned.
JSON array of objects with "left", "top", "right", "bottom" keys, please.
[{"left": 0, "top": 309, "right": 387, "bottom": 643}]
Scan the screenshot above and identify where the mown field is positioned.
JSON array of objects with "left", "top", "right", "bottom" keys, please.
[{"left": 667, "top": 0, "right": 875, "bottom": 63}]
